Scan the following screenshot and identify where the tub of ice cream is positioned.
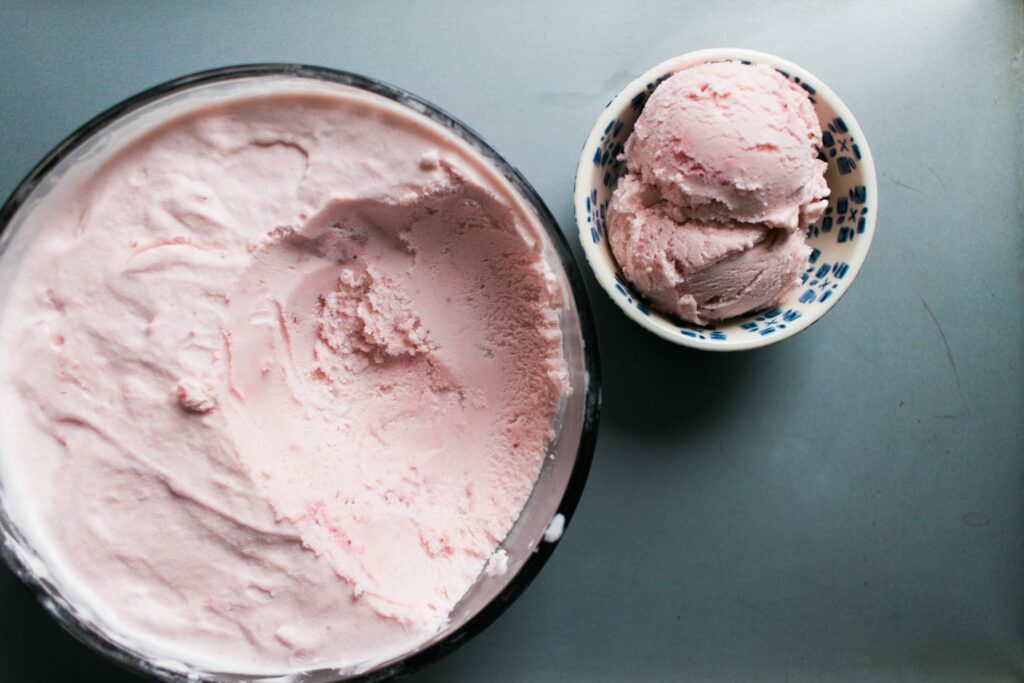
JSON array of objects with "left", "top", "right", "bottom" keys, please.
[{"left": 0, "top": 64, "right": 600, "bottom": 681}]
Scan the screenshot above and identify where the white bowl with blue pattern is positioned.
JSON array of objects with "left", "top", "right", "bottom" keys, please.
[{"left": 574, "top": 48, "right": 877, "bottom": 351}]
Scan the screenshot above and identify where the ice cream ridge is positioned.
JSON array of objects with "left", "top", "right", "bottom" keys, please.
[
  {"left": 607, "top": 60, "right": 830, "bottom": 324},
  {"left": 0, "top": 87, "right": 568, "bottom": 673}
]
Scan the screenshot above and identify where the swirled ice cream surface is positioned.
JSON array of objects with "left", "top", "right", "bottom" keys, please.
[{"left": 0, "top": 86, "right": 567, "bottom": 674}]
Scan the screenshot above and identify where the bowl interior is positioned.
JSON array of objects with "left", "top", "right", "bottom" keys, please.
[
  {"left": 576, "top": 49, "right": 877, "bottom": 350},
  {"left": 0, "top": 66, "right": 599, "bottom": 682}
]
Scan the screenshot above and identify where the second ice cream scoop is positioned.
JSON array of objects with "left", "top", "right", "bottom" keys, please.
[
  {"left": 606, "top": 59, "right": 829, "bottom": 324},
  {"left": 607, "top": 175, "right": 810, "bottom": 325}
]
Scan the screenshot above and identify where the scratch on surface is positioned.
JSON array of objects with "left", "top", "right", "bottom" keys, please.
[
  {"left": 739, "top": 598, "right": 768, "bottom": 619},
  {"left": 919, "top": 295, "right": 967, "bottom": 413},
  {"left": 720, "top": 452, "right": 773, "bottom": 489},
  {"left": 883, "top": 172, "right": 924, "bottom": 194},
  {"left": 925, "top": 165, "right": 948, "bottom": 192}
]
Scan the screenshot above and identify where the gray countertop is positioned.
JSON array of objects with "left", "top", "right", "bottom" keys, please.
[{"left": 1, "top": 2, "right": 1021, "bottom": 681}]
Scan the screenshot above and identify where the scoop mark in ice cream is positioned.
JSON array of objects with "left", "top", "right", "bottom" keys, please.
[
  {"left": 0, "top": 89, "right": 567, "bottom": 673},
  {"left": 607, "top": 60, "right": 830, "bottom": 324},
  {"left": 176, "top": 376, "right": 217, "bottom": 413}
]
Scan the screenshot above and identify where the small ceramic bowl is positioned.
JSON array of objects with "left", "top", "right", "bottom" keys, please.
[{"left": 574, "top": 48, "right": 878, "bottom": 351}]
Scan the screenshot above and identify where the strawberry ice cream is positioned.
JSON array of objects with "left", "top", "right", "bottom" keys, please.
[
  {"left": 608, "top": 60, "right": 829, "bottom": 324},
  {"left": 0, "top": 84, "right": 568, "bottom": 674}
]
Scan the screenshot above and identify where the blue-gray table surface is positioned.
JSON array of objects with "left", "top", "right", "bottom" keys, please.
[{"left": 1, "top": 1, "right": 1021, "bottom": 681}]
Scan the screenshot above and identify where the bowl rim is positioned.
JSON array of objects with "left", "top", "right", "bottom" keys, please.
[
  {"left": 0, "top": 63, "right": 602, "bottom": 682},
  {"left": 573, "top": 47, "right": 878, "bottom": 351}
]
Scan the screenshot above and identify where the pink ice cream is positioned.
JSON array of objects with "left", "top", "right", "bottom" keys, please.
[
  {"left": 609, "top": 175, "right": 812, "bottom": 324},
  {"left": 0, "top": 86, "right": 567, "bottom": 674},
  {"left": 607, "top": 60, "right": 829, "bottom": 324}
]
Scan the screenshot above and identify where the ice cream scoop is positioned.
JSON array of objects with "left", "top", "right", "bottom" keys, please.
[
  {"left": 624, "top": 60, "right": 829, "bottom": 231},
  {"left": 606, "top": 59, "right": 829, "bottom": 324},
  {"left": 607, "top": 174, "right": 810, "bottom": 325}
]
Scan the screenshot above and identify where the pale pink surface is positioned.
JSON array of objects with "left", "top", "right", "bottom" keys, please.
[
  {"left": 608, "top": 60, "right": 827, "bottom": 324},
  {"left": 0, "top": 90, "right": 566, "bottom": 673},
  {"left": 624, "top": 61, "right": 829, "bottom": 231},
  {"left": 608, "top": 175, "right": 810, "bottom": 325}
]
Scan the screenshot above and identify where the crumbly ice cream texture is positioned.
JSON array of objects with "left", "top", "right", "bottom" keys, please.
[
  {"left": 0, "top": 89, "right": 567, "bottom": 673},
  {"left": 608, "top": 60, "right": 829, "bottom": 324}
]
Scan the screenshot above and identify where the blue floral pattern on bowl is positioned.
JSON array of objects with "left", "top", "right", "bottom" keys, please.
[{"left": 574, "top": 49, "right": 878, "bottom": 351}]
